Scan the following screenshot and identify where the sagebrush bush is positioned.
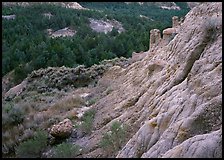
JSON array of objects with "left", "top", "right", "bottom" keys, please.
[
  {"left": 88, "top": 98, "right": 97, "bottom": 106},
  {"left": 16, "top": 130, "right": 48, "bottom": 158},
  {"left": 52, "top": 142, "right": 81, "bottom": 158},
  {"left": 2, "top": 103, "right": 24, "bottom": 126},
  {"left": 99, "top": 121, "right": 127, "bottom": 154},
  {"left": 78, "top": 109, "right": 96, "bottom": 134}
]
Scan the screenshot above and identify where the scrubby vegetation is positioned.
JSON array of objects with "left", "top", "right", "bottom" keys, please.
[
  {"left": 16, "top": 130, "right": 48, "bottom": 158},
  {"left": 77, "top": 108, "right": 96, "bottom": 135},
  {"left": 2, "top": 103, "right": 25, "bottom": 126},
  {"left": 99, "top": 121, "right": 127, "bottom": 156},
  {"left": 2, "top": 92, "right": 88, "bottom": 158},
  {"left": 51, "top": 142, "right": 81, "bottom": 158}
]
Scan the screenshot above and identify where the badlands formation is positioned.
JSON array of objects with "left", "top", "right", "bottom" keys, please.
[{"left": 2, "top": 2, "right": 222, "bottom": 158}]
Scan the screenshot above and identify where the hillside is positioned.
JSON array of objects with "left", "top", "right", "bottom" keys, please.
[
  {"left": 2, "top": 2, "right": 222, "bottom": 158},
  {"left": 2, "top": 2, "right": 190, "bottom": 87}
]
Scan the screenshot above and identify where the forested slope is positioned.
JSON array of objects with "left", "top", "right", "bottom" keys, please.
[{"left": 2, "top": 2, "right": 189, "bottom": 87}]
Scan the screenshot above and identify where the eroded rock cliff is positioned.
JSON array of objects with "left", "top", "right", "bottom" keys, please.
[{"left": 80, "top": 2, "right": 222, "bottom": 158}]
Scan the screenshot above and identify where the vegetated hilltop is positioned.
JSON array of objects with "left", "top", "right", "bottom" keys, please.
[{"left": 2, "top": 2, "right": 221, "bottom": 158}]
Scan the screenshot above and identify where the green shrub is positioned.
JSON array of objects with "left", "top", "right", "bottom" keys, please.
[
  {"left": 16, "top": 130, "right": 48, "bottom": 158},
  {"left": 78, "top": 109, "right": 96, "bottom": 135},
  {"left": 88, "top": 98, "right": 97, "bottom": 106},
  {"left": 52, "top": 142, "right": 81, "bottom": 158},
  {"left": 99, "top": 121, "right": 127, "bottom": 154},
  {"left": 2, "top": 103, "right": 24, "bottom": 126}
]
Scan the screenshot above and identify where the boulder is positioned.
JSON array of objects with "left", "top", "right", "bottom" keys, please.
[{"left": 50, "top": 118, "right": 73, "bottom": 138}]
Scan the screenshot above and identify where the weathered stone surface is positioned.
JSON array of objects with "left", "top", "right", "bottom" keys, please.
[
  {"left": 161, "top": 128, "right": 222, "bottom": 158},
  {"left": 163, "top": 27, "right": 177, "bottom": 35},
  {"left": 50, "top": 118, "right": 73, "bottom": 138},
  {"left": 2, "top": 15, "right": 16, "bottom": 20},
  {"left": 149, "top": 29, "right": 161, "bottom": 50},
  {"left": 89, "top": 18, "right": 125, "bottom": 34},
  {"left": 49, "top": 27, "right": 76, "bottom": 38},
  {"left": 115, "top": 2, "right": 222, "bottom": 158},
  {"left": 172, "top": 16, "right": 179, "bottom": 27},
  {"left": 72, "top": 2, "right": 221, "bottom": 158}
]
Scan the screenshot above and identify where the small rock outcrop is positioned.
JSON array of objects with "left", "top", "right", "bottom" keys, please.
[
  {"left": 89, "top": 18, "right": 125, "bottom": 34},
  {"left": 43, "top": 13, "right": 53, "bottom": 19},
  {"left": 149, "top": 16, "right": 182, "bottom": 51},
  {"left": 149, "top": 29, "right": 161, "bottom": 50},
  {"left": 50, "top": 118, "right": 73, "bottom": 138},
  {"left": 2, "top": 15, "right": 16, "bottom": 20},
  {"left": 48, "top": 27, "right": 76, "bottom": 38}
]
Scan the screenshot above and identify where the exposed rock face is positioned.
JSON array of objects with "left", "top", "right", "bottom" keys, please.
[
  {"left": 59, "top": 2, "right": 86, "bottom": 10},
  {"left": 149, "top": 29, "right": 161, "bottom": 50},
  {"left": 187, "top": 2, "right": 202, "bottom": 9},
  {"left": 50, "top": 118, "right": 73, "bottom": 138},
  {"left": 89, "top": 18, "right": 125, "bottom": 34},
  {"left": 115, "top": 2, "right": 222, "bottom": 158},
  {"left": 74, "top": 2, "right": 221, "bottom": 158},
  {"left": 125, "top": 2, "right": 181, "bottom": 10},
  {"left": 43, "top": 13, "right": 53, "bottom": 19},
  {"left": 162, "top": 27, "right": 177, "bottom": 43},
  {"left": 2, "top": 15, "right": 16, "bottom": 20},
  {"left": 159, "top": 2, "right": 180, "bottom": 10},
  {"left": 48, "top": 27, "right": 76, "bottom": 38},
  {"left": 150, "top": 16, "right": 182, "bottom": 51},
  {"left": 172, "top": 16, "right": 179, "bottom": 27},
  {"left": 161, "top": 129, "right": 222, "bottom": 158}
]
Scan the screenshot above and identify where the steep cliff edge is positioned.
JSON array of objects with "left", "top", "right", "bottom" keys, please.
[{"left": 2, "top": 2, "right": 222, "bottom": 158}]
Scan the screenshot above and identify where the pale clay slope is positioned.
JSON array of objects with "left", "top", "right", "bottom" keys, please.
[
  {"left": 77, "top": 2, "right": 221, "bottom": 158},
  {"left": 116, "top": 2, "right": 222, "bottom": 158}
]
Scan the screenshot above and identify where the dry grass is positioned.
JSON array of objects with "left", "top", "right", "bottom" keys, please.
[
  {"left": 21, "top": 94, "right": 86, "bottom": 131},
  {"left": 49, "top": 94, "right": 85, "bottom": 113}
]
